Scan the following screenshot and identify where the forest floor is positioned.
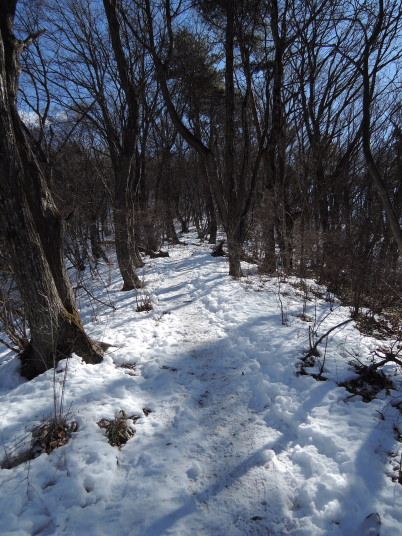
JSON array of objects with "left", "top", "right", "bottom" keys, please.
[{"left": 0, "top": 232, "right": 401, "bottom": 535}]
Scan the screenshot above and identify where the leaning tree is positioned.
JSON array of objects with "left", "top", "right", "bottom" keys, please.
[{"left": 0, "top": 0, "right": 105, "bottom": 379}]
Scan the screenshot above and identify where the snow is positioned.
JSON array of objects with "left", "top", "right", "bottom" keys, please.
[{"left": 0, "top": 232, "right": 401, "bottom": 535}]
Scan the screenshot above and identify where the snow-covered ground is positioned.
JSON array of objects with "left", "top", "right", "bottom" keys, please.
[{"left": 0, "top": 233, "right": 401, "bottom": 536}]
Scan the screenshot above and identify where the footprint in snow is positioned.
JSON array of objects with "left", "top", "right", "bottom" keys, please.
[
  {"left": 187, "top": 464, "right": 200, "bottom": 480},
  {"left": 359, "top": 513, "right": 381, "bottom": 536}
]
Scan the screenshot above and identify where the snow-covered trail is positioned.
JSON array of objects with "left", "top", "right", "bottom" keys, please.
[
  {"left": 0, "top": 235, "right": 401, "bottom": 536},
  {"left": 137, "top": 249, "right": 285, "bottom": 535},
  {"left": 101, "top": 246, "right": 287, "bottom": 535},
  {"left": 89, "top": 239, "right": 398, "bottom": 536}
]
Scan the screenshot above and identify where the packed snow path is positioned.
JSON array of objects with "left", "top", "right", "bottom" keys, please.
[{"left": 0, "top": 235, "right": 401, "bottom": 535}]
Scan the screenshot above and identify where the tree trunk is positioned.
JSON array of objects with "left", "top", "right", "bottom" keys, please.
[
  {"left": 254, "top": 0, "right": 287, "bottom": 275},
  {"left": 227, "top": 234, "right": 243, "bottom": 278},
  {"left": 113, "top": 160, "right": 144, "bottom": 290},
  {"left": 90, "top": 221, "right": 109, "bottom": 264},
  {"left": 103, "top": 0, "right": 144, "bottom": 289},
  {"left": 0, "top": 4, "right": 104, "bottom": 378},
  {"left": 224, "top": 0, "right": 242, "bottom": 278},
  {"left": 261, "top": 221, "right": 276, "bottom": 273}
]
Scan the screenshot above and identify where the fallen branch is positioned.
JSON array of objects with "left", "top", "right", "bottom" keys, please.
[
  {"left": 361, "top": 352, "right": 402, "bottom": 377},
  {"left": 75, "top": 284, "right": 116, "bottom": 311},
  {"left": 303, "top": 318, "right": 354, "bottom": 359}
]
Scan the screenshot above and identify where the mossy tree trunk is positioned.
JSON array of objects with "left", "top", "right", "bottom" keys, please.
[{"left": 0, "top": 0, "right": 104, "bottom": 379}]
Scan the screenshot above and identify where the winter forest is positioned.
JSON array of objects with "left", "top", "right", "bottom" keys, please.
[{"left": 0, "top": 0, "right": 402, "bottom": 535}]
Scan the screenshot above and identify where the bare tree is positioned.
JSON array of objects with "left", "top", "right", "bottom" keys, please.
[
  {"left": 0, "top": 0, "right": 104, "bottom": 379},
  {"left": 45, "top": 0, "right": 145, "bottom": 290},
  {"left": 102, "top": 0, "right": 144, "bottom": 289},
  {"left": 336, "top": 0, "right": 402, "bottom": 255}
]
